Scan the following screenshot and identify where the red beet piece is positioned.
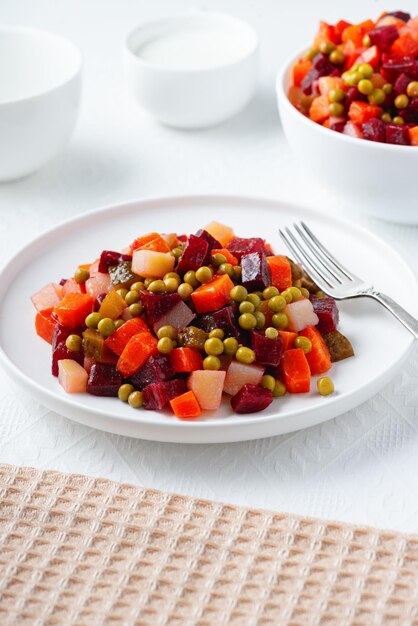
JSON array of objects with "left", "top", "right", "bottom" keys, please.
[
  {"left": 345, "top": 87, "right": 367, "bottom": 108},
  {"left": 129, "top": 354, "right": 175, "bottom": 389},
  {"left": 87, "top": 363, "right": 123, "bottom": 396},
  {"left": 177, "top": 234, "right": 210, "bottom": 274},
  {"left": 98, "top": 250, "right": 132, "bottom": 274},
  {"left": 394, "top": 73, "right": 412, "bottom": 96},
  {"left": 381, "top": 55, "right": 418, "bottom": 82},
  {"left": 195, "top": 229, "right": 221, "bottom": 250},
  {"left": 231, "top": 384, "right": 273, "bottom": 414},
  {"left": 143, "top": 379, "right": 187, "bottom": 410},
  {"left": 52, "top": 324, "right": 83, "bottom": 376},
  {"left": 385, "top": 123, "right": 411, "bottom": 145},
  {"left": 197, "top": 305, "right": 241, "bottom": 339},
  {"left": 311, "top": 297, "right": 339, "bottom": 335},
  {"left": 226, "top": 237, "right": 266, "bottom": 261},
  {"left": 241, "top": 251, "right": 272, "bottom": 291},
  {"left": 251, "top": 331, "right": 283, "bottom": 367},
  {"left": 330, "top": 119, "right": 346, "bottom": 133},
  {"left": 388, "top": 11, "right": 410, "bottom": 21},
  {"left": 369, "top": 25, "right": 399, "bottom": 52},
  {"left": 400, "top": 98, "right": 418, "bottom": 123},
  {"left": 362, "top": 118, "right": 386, "bottom": 143},
  {"left": 140, "top": 291, "right": 182, "bottom": 326},
  {"left": 301, "top": 53, "right": 335, "bottom": 95}
]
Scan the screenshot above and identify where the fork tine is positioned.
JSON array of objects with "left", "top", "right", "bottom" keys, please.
[
  {"left": 294, "top": 223, "right": 343, "bottom": 284},
  {"left": 300, "top": 221, "right": 359, "bottom": 281},
  {"left": 279, "top": 228, "right": 335, "bottom": 290}
]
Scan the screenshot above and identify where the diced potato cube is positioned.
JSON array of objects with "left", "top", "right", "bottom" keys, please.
[
  {"left": 203, "top": 221, "right": 234, "bottom": 247},
  {"left": 58, "top": 359, "right": 88, "bottom": 393},
  {"left": 131, "top": 250, "right": 175, "bottom": 278}
]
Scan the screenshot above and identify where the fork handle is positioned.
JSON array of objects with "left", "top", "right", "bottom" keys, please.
[{"left": 371, "top": 292, "right": 418, "bottom": 340}]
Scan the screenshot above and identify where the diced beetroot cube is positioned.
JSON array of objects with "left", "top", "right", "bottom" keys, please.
[
  {"left": 345, "top": 87, "right": 366, "bottom": 109},
  {"left": 381, "top": 55, "right": 418, "bottom": 82},
  {"left": 385, "top": 123, "right": 411, "bottom": 145},
  {"left": 129, "top": 354, "right": 175, "bottom": 389},
  {"left": 369, "top": 25, "right": 399, "bottom": 52},
  {"left": 226, "top": 237, "right": 266, "bottom": 261},
  {"left": 143, "top": 379, "right": 187, "bottom": 410},
  {"left": 362, "top": 118, "right": 386, "bottom": 143},
  {"left": 301, "top": 53, "right": 335, "bottom": 95},
  {"left": 197, "top": 305, "right": 241, "bottom": 339},
  {"left": 400, "top": 98, "right": 418, "bottom": 123},
  {"left": 52, "top": 324, "right": 83, "bottom": 376},
  {"left": 230, "top": 384, "right": 273, "bottom": 414},
  {"left": 87, "top": 363, "right": 122, "bottom": 396},
  {"left": 330, "top": 118, "right": 346, "bottom": 133},
  {"left": 251, "top": 331, "right": 283, "bottom": 367},
  {"left": 241, "top": 252, "right": 272, "bottom": 291},
  {"left": 140, "top": 291, "right": 194, "bottom": 331},
  {"left": 388, "top": 11, "right": 410, "bottom": 21},
  {"left": 98, "top": 250, "right": 132, "bottom": 273},
  {"left": 311, "top": 297, "right": 339, "bottom": 335},
  {"left": 394, "top": 73, "right": 412, "bottom": 96},
  {"left": 195, "top": 229, "right": 221, "bottom": 251},
  {"left": 177, "top": 234, "right": 209, "bottom": 274}
]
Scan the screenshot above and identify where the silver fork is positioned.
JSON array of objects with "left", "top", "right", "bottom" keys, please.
[{"left": 279, "top": 222, "right": 418, "bottom": 341}]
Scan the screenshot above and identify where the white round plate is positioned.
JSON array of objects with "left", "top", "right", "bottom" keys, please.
[{"left": 0, "top": 195, "right": 416, "bottom": 443}]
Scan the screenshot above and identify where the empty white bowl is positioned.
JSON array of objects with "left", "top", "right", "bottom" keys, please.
[
  {"left": 0, "top": 26, "right": 82, "bottom": 182},
  {"left": 276, "top": 49, "right": 418, "bottom": 225},
  {"left": 124, "top": 12, "right": 258, "bottom": 129}
]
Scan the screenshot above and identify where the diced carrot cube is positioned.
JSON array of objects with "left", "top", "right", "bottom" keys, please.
[
  {"left": 348, "top": 101, "right": 382, "bottom": 125},
  {"left": 266, "top": 256, "right": 292, "bottom": 291},
  {"left": 191, "top": 273, "right": 234, "bottom": 313},
  {"left": 58, "top": 359, "right": 88, "bottom": 393},
  {"left": 170, "top": 390, "right": 201, "bottom": 419},
  {"left": 342, "top": 20, "right": 375, "bottom": 47},
  {"left": 117, "top": 332, "right": 158, "bottom": 377},
  {"left": 134, "top": 234, "right": 171, "bottom": 253},
  {"left": 300, "top": 326, "right": 332, "bottom": 375},
  {"left": 314, "top": 21, "right": 339, "bottom": 47},
  {"left": 170, "top": 348, "right": 203, "bottom": 373},
  {"left": 35, "top": 309, "right": 56, "bottom": 344},
  {"left": 281, "top": 348, "right": 311, "bottom": 393},
  {"left": 53, "top": 293, "right": 94, "bottom": 329},
  {"left": 309, "top": 96, "right": 330, "bottom": 124},
  {"left": 408, "top": 126, "right": 418, "bottom": 146},
  {"left": 99, "top": 290, "right": 126, "bottom": 320},
  {"left": 131, "top": 232, "right": 160, "bottom": 252},
  {"left": 279, "top": 331, "right": 298, "bottom": 351},
  {"left": 391, "top": 33, "right": 418, "bottom": 57},
  {"left": 292, "top": 59, "right": 312, "bottom": 88},
  {"left": 105, "top": 317, "right": 150, "bottom": 355}
]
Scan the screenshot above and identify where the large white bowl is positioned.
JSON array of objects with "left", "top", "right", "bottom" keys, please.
[
  {"left": 276, "top": 49, "right": 418, "bottom": 224},
  {"left": 124, "top": 13, "right": 258, "bottom": 129},
  {"left": 0, "top": 26, "right": 82, "bottom": 182}
]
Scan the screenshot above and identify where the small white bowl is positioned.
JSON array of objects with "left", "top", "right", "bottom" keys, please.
[
  {"left": 0, "top": 26, "right": 82, "bottom": 182},
  {"left": 276, "top": 49, "right": 418, "bottom": 224},
  {"left": 124, "top": 12, "right": 258, "bottom": 129}
]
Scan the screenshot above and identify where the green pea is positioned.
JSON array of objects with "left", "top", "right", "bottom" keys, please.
[
  {"left": 128, "top": 303, "right": 143, "bottom": 317},
  {"left": 265, "top": 327, "right": 278, "bottom": 339},
  {"left": 125, "top": 290, "right": 140, "bottom": 305},
  {"left": 238, "top": 313, "right": 257, "bottom": 330},
  {"left": 281, "top": 289, "right": 293, "bottom": 304},
  {"left": 254, "top": 311, "right": 266, "bottom": 329},
  {"left": 170, "top": 247, "right": 183, "bottom": 258},
  {"left": 368, "top": 89, "right": 385, "bottom": 105},
  {"left": 118, "top": 384, "right": 135, "bottom": 402},
  {"left": 116, "top": 288, "right": 129, "bottom": 299},
  {"left": 131, "top": 281, "right": 145, "bottom": 292},
  {"left": 328, "top": 88, "right": 345, "bottom": 103},
  {"left": 184, "top": 270, "right": 199, "bottom": 287},
  {"left": 358, "top": 79, "right": 373, "bottom": 95},
  {"left": 157, "top": 325, "right": 177, "bottom": 340},
  {"left": 211, "top": 253, "right": 227, "bottom": 267},
  {"left": 164, "top": 277, "right": 180, "bottom": 293},
  {"left": 316, "top": 290, "right": 326, "bottom": 298},
  {"left": 261, "top": 375, "right": 276, "bottom": 391},
  {"left": 268, "top": 295, "right": 287, "bottom": 312},
  {"left": 128, "top": 390, "right": 144, "bottom": 408},
  {"left": 148, "top": 280, "right": 166, "bottom": 293},
  {"left": 114, "top": 319, "right": 125, "bottom": 330},
  {"left": 381, "top": 112, "right": 392, "bottom": 123},
  {"left": 143, "top": 277, "right": 155, "bottom": 288},
  {"left": 294, "top": 336, "right": 312, "bottom": 353},
  {"left": 74, "top": 267, "right": 90, "bottom": 284},
  {"left": 235, "top": 347, "right": 255, "bottom": 365},
  {"left": 329, "top": 102, "right": 345, "bottom": 117},
  {"left": 230, "top": 285, "right": 248, "bottom": 303},
  {"left": 263, "top": 286, "right": 279, "bottom": 300},
  {"left": 239, "top": 301, "right": 255, "bottom": 314},
  {"left": 300, "top": 288, "right": 310, "bottom": 298},
  {"left": 393, "top": 116, "right": 405, "bottom": 125},
  {"left": 358, "top": 63, "right": 373, "bottom": 79},
  {"left": 203, "top": 355, "right": 221, "bottom": 370},
  {"left": 305, "top": 47, "right": 319, "bottom": 61},
  {"left": 319, "top": 41, "right": 335, "bottom": 55},
  {"left": 97, "top": 317, "right": 116, "bottom": 337},
  {"left": 407, "top": 81, "right": 418, "bottom": 98},
  {"left": 246, "top": 293, "right": 261, "bottom": 307},
  {"left": 233, "top": 266, "right": 242, "bottom": 281},
  {"left": 177, "top": 283, "right": 193, "bottom": 300},
  {"left": 218, "top": 262, "right": 235, "bottom": 278},
  {"left": 204, "top": 337, "right": 224, "bottom": 356},
  {"left": 223, "top": 337, "right": 239, "bottom": 356},
  {"left": 317, "top": 376, "right": 335, "bottom": 396},
  {"left": 395, "top": 94, "right": 409, "bottom": 109},
  {"left": 289, "top": 287, "right": 302, "bottom": 301},
  {"left": 158, "top": 337, "right": 174, "bottom": 354},
  {"left": 272, "top": 313, "right": 288, "bottom": 330},
  {"left": 329, "top": 49, "right": 345, "bottom": 65},
  {"left": 163, "top": 272, "right": 181, "bottom": 283},
  {"left": 209, "top": 329, "right": 225, "bottom": 340},
  {"left": 273, "top": 381, "right": 287, "bottom": 397},
  {"left": 382, "top": 83, "right": 393, "bottom": 95},
  {"left": 65, "top": 334, "right": 82, "bottom": 352},
  {"left": 85, "top": 312, "right": 102, "bottom": 329},
  {"left": 195, "top": 266, "right": 213, "bottom": 283},
  {"left": 362, "top": 34, "right": 371, "bottom": 47}
]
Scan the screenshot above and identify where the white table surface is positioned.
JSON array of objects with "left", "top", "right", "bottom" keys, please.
[{"left": 0, "top": 0, "right": 417, "bottom": 534}]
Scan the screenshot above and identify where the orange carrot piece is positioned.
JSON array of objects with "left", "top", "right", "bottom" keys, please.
[
  {"left": 279, "top": 331, "right": 298, "bottom": 351},
  {"left": 212, "top": 248, "right": 238, "bottom": 266},
  {"left": 266, "top": 255, "right": 292, "bottom": 291},
  {"left": 117, "top": 332, "right": 158, "bottom": 377},
  {"left": 342, "top": 20, "right": 374, "bottom": 47},
  {"left": 292, "top": 59, "right": 312, "bottom": 88},
  {"left": 170, "top": 391, "right": 201, "bottom": 419},
  {"left": 281, "top": 348, "right": 311, "bottom": 393},
  {"left": 300, "top": 326, "right": 332, "bottom": 375},
  {"left": 35, "top": 309, "right": 56, "bottom": 344},
  {"left": 348, "top": 101, "right": 382, "bottom": 124},
  {"left": 408, "top": 126, "right": 418, "bottom": 147},
  {"left": 391, "top": 33, "right": 418, "bottom": 58},
  {"left": 309, "top": 96, "right": 330, "bottom": 124},
  {"left": 191, "top": 274, "right": 234, "bottom": 314},
  {"left": 170, "top": 348, "right": 203, "bottom": 373},
  {"left": 130, "top": 232, "right": 161, "bottom": 252},
  {"left": 138, "top": 235, "right": 171, "bottom": 253},
  {"left": 105, "top": 317, "right": 150, "bottom": 356},
  {"left": 53, "top": 293, "right": 94, "bottom": 329}
]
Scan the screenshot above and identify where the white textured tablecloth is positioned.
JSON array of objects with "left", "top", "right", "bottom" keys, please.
[{"left": 0, "top": 0, "right": 417, "bottom": 533}]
